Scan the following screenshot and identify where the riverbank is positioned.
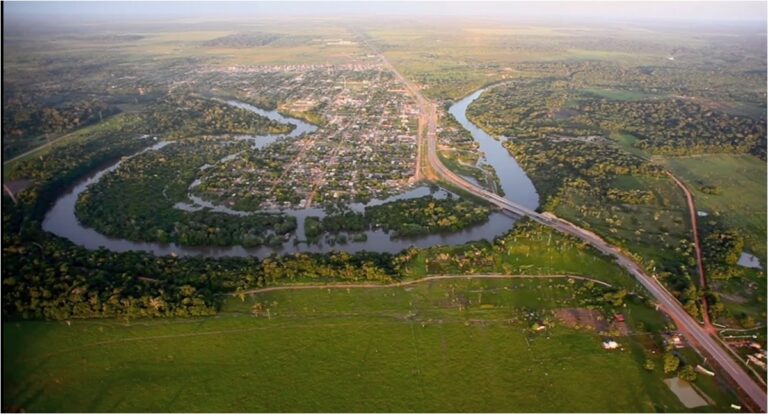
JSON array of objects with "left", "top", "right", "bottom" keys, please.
[{"left": 41, "top": 93, "right": 539, "bottom": 258}]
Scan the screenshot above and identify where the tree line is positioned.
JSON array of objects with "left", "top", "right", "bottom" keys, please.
[{"left": 303, "top": 195, "right": 491, "bottom": 243}]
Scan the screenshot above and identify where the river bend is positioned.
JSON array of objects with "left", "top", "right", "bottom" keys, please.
[{"left": 43, "top": 91, "right": 538, "bottom": 258}]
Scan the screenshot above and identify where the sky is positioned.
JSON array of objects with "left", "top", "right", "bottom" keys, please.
[{"left": 4, "top": 1, "right": 767, "bottom": 25}]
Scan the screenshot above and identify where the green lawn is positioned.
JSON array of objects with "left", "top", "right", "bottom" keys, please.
[{"left": 3, "top": 279, "right": 736, "bottom": 412}]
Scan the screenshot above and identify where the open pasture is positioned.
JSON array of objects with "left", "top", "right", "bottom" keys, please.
[{"left": 3, "top": 278, "right": 735, "bottom": 412}]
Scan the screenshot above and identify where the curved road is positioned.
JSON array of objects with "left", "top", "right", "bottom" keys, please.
[
  {"left": 377, "top": 50, "right": 766, "bottom": 411},
  {"left": 234, "top": 273, "right": 613, "bottom": 296}
]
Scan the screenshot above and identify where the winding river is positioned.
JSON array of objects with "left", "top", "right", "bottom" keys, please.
[
  {"left": 43, "top": 90, "right": 538, "bottom": 258},
  {"left": 449, "top": 88, "right": 540, "bottom": 210}
]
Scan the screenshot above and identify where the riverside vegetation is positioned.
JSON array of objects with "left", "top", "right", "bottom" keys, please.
[
  {"left": 464, "top": 66, "right": 765, "bottom": 328},
  {"left": 2, "top": 15, "right": 761, "bottom": 412},
  {"left": 305, "top": 195, "right": 491, "bottom": 243}
]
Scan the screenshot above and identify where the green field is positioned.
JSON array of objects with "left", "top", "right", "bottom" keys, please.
[
  {"left": 61, "top": 25, "right": 361, "bottom": 66},
  {"left": 364, "top": 23, "right": 691, "bottom": 100},
  {"left": 404, "top": 222, "right": 641, "bottom": 291},
  {"left": 581, "top": 87, "right": 658, "bottom": 101},
  {"left": 554, "top": 174, "right": 692, "bottom": 271},
  {"left": 610, "top": 132, "right": 648, "bottom": 158},
  {"left": 660, "top": 154, "right": 766, "bottom": 325},
  {"left": 660, "top": 154, "right": 767, "bottom": 260},
  {"left": 2, "top": 278, "right": 735, "bottom": 412}
]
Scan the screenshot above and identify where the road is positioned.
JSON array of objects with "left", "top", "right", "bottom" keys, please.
[
  {"left": 666, "top": 171, "right": 713, "bottom": 330},
  {"left": 3, "top": 134, "right": 66, "bottom": 165},
  {"left": 234, "top": 273, "right": 614, "bottom": 296},
  {"left": 375, "top": 50, "right": 434, "bottom": 182},
  {"left": 375, "top": 50, "right": 767, "bottom": 411}
]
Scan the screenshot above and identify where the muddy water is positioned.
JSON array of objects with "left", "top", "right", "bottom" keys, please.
[
  {"left": 448, "top": 88, "right": 540, "bottom": 210},
  {"left": 43, "top": 94, "right": 534, "bottom": 258}
]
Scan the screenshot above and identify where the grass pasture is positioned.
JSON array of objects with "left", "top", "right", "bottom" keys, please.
[
  {"left": 660, "top": 154, "right": 766, "bottom": 325},
  {"left": 553, "top": 174, "right": 692, "bottom": 273},
  {"left": 582, "top": 87, "right": 657, "bottom": 102},
  {"left": 2, "top": 278, "right": 735, "bottom": 412},
  {"left": 403, "top": 221, "right": 641, "bottom": 291},
  {"left": 364, "top": 22, "right": 681, "bottom": 100},
  {"left": 610, "top": 132, "right": 648, "bottom": 158},
  {"left": 660, "top": 154, "right": 766, "bottom": 260},
  {"left": 116, "top": 23, "right": 363, "bottom": 65}
]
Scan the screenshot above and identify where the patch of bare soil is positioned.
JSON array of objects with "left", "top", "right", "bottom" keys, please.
[
  {"left": 612, "top": 320, "right": 631, "bottom": 336},
  {"left": 554, "top": 308, "right": 608, "bottom": 332}
]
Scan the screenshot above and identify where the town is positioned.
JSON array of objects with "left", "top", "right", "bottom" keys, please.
[
  {"left": 1, "top": 2, "right": 765, "bottom": 413},
  {"left": 192, "top": 60, "right": 420, "bottom": 210}
]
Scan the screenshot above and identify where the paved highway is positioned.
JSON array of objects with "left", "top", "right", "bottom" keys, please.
[
  {"left": 378, "top": 51, "right": 767, "bottom": 410},
  {"left": 364, "top": 36, "right": 766, "bottom": 409},
  {"left": 425, "top": 98, "right": 766, "bottom": 413}
]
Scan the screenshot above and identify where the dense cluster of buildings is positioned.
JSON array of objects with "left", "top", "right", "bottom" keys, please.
[{"left": 193, "top": 60, "right": 420, "bottom": 210}]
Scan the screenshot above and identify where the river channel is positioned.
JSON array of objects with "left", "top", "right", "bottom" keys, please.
[
  {"left": 43, "top": 91, "right": 539, "bottom": 258},
  {"left": 449, "top": 88, "right": 540, "bottom": 210}
]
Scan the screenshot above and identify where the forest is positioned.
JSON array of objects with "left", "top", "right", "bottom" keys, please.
[
  {"left": 142, "top": 94, "right": 295, "bottom": 138},
  {"left": 202, "top": 32, "right": 313, "bottom": 48},
  {"left": 2, "top": 97, "right": 121, "bottom": 158},
  {"left": 488, "top": 127, "right": 702, "bottom": 319},
  {"left": 2, "top": 212, "right": 397, "bottom": 320},
  {"left": 467, "top": 76, "right": 766, "bottom": 158},
  {"left": 465, "top": 68, "right": 765, "bottom": 327},
  {"left": 3, "top": 131, "right": 398, "bottom": 320},
  {"left": 502, "top": 138, "right": 663, "bottom": 208},
  {"left": 303, "top": 195, "right": 491, "bottom": 243},
  {"left": 75, "top": 138, "right": 298, "bottom": 247},
  {"left": 365, "top": 195, "right": 490, "bottom": 237},
  {"left": 3, "top": 20, "right": 765, "bottom": 333}
]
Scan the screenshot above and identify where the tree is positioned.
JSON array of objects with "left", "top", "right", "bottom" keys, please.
[
  {"left": 678, "top": 365, "right": 697, "bottom": 382},
  {"left": 603, "top": 289, "right": 628, "bottom": 307},
  {"left": 663, "top": 353, "right": 680, "bottom": 374}
]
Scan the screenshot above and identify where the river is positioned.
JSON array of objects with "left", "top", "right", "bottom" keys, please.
[
  {"left": 449, "top": 88, "right": 540, "bottom": 210},
  {"left": 43, "top": 90, "right": 538, "bottom": 258}
]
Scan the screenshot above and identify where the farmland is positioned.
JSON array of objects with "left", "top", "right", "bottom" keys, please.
[
  {"left": 2, "top": 278, "right": 737, "bottom": 412},
  {"left": 2, "top": 5, "right": 766, "bottom": 412}
]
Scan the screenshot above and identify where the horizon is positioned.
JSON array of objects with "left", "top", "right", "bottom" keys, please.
[{"left": 4, "top": 1, "right": 767, "bottom": 27}]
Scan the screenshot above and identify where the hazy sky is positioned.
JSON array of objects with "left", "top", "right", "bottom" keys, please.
[{"left": 5, "top": 1, "right": 767, "bottom": 24}]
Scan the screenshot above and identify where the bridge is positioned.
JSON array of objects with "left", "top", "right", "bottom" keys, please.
[{"left": 375, "top": 47, "right": 767, "bottom": 411}]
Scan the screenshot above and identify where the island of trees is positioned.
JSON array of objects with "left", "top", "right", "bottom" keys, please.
[{"left": 305, "top": 195, "right": 491, "bottom": 243}]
